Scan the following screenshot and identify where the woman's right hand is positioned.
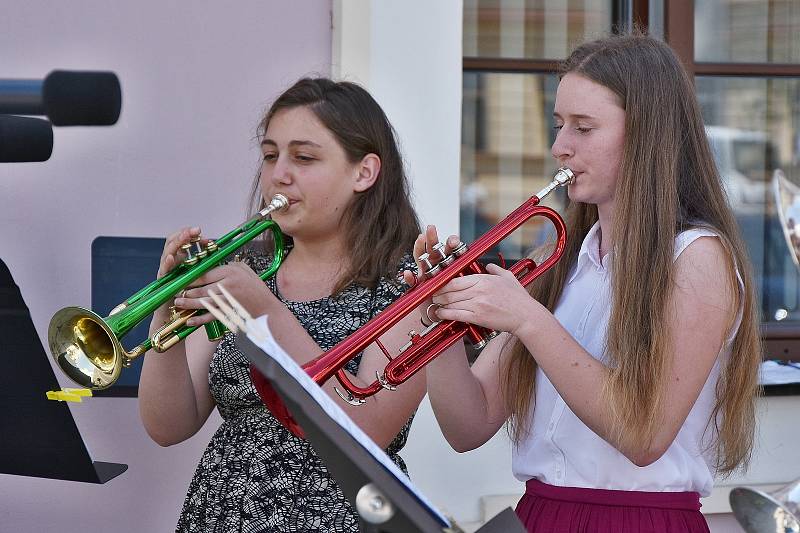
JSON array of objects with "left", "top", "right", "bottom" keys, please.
[
  {"left": 157, "top": 226, "right": 202, "bottom": 279},
  {"left": 402, "top": 225, "right": 461, "bottom": 325},
  {"left": 153, "top": 226, "right": 206, "bottom": 320}
]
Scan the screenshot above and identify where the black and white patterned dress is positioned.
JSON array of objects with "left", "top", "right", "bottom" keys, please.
[{"left": 176, "top": 251, "right": 416, "bottom": 533}]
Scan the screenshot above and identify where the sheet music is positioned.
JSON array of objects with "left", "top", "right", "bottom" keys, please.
[{"left": 246, "top": 315, "right": 451, "bottom": 528}]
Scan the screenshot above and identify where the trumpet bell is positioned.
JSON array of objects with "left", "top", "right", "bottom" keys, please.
[
  {"left": 48, "top": 306, "right": 125, "bottom": 390},
  {"left": 730, "top": 482, "right": 800, "bottom": 533},
  {"left": 773, "top": 169, "right": 800, "bottom": 272}
]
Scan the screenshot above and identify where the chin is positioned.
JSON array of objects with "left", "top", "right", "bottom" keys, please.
[{"left": 566, "top": 186, "right": 587, "bottom": 203}]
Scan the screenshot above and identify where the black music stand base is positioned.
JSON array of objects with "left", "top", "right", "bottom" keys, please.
[{"left": 0, "top": 258, "right": 126, "bottom": 483}]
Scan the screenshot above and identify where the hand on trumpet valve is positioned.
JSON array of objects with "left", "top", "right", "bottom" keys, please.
[
  {"left": 172, "top": 261, "right": 277, "bottom": 328},
  {"left": 401, "top": 225, "right": 462, "bottom": 328},
  {"left": 402, "top": 225, "right": 462, "bottom": 286},
  {"left": 157, "top": 226, "right": 208, "bottom": 278},
  {"left": 431, "top": 262, "right": 546, "bottom": 337}
]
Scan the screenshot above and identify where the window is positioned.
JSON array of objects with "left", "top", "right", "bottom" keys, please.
[{"left": 461, "top": 0, "right": 800, "bottom": 358}]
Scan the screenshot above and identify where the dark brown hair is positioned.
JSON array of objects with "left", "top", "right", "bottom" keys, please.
[
  {"left": 250, "top": 77, "right": 421, "bottom": 293},
  {"left": 502, "top": 33, "right": 761, "bottom": 475}
]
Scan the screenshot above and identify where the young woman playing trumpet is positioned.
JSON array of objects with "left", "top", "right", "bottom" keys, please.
[
  {"left": 409, "top": 33, "right": 762, "bottom": 532},
  {"left": 139, "top": 78, "right": 425, "bottom": 532}
]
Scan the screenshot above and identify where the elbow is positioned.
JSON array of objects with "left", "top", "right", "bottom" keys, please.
[
  {"left": 443, "top": 432, "right": 483, "bottom": 453},
  {"left": 142, "top": 424, "right": 183, "bottom": 447},
  {"left": 450, "top": 442, "right": 479, "bottom": 454},
  {"left": 139, "top": 411, "right": 188, "bottom": 447},
  {"left": 152, "top": 434, "right": 182, "bottom": 448}
]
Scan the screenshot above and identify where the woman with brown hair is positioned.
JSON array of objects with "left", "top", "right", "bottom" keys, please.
[
  {"left": 139, "top": 78, "right": 425, "bottom": 532},
  {"left": 414, "top": 33, "right": 761, "bottom": 532}
]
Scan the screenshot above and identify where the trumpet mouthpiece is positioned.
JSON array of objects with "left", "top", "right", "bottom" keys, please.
[
  {"left": 261, "top": 194, "right": 290, "bottom": 217},
  {"left": 535, "top": 167, "right": 576, "bottom": 200},
  {"left": 554, "top": 167, "right": 575, "bottom": 186}
]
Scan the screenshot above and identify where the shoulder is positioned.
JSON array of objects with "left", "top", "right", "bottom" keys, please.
[
  {"left": 235, "top": 244, "right": 275, "bottom": 271},
  {"left": 396, "top": 252, "right": 417, "bottom": 275},
  {"left": 373, "top": 253, "right": 415, "bottom": 303},
  {"left": 672, "top": 233, "right": 737, "bottom": 313}
]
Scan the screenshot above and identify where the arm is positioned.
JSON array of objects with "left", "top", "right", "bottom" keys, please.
[
  {"left": 434, "top": 236, "right": 737, "bottom": 465},
  {"left": 138, "top": 227, "right": 218, "bottom": 447},
  {"left": 139, "top": 322, "right": 218, "bottom": 446},
  {"left": 258, "top": 300, "right": 427, "bottom": 449},
  {"left": 402, "top": 226, "right": 511, "bottom": 451},
  {"left": 177, "top": 261, "right": 426, "bottom": 449},
  {"left": 424, "top": 334, "right": 512, "bottom": 452}
]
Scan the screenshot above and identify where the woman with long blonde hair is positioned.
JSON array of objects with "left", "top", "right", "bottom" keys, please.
[{"left": 412, "top": 33, "right": 761, "bottom": 532}]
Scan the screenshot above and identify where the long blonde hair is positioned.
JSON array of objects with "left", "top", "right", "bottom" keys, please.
[{"left": 502, "top": 33, "right": 761, "bottom": 475}]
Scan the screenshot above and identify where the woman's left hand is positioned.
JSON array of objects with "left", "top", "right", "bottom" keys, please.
[
  {"left": 432, "top": 262, "right": 543, "bottom": 337},
  {"left": 172, "top": 262, "right": 276, "bottom": 327}
]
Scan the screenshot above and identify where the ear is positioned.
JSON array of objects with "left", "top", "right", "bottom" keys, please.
[{"left": 353, "top": 153, "right": 381, "bottom": 192}]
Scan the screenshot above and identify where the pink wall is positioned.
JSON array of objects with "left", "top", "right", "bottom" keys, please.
[{"left": 0, "top": 2, "right": 331, "bottom": 531}]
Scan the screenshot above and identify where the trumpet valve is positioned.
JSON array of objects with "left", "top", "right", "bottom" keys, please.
[
  {"left": 180, "top": 243, "right": 197, "bottom": 265},
  {"left": 181, "top": 236, "right": 209, "bottom": 265},
  {"left": 205, "top": 239, "right": 218, "bottom": 253},
  {"left": 451, "top": 241, "right": 467, "bottom": 257},
  {"left": 432, "top": 242, "right": 446, "bottom": 260},
  {"left": 181, "top": 241, "right": 199, "bottom": 266},
  {"left": 436, "top": 241, "right": 467, "bottom": 270},
  {"left": 193, "top": 236, "right": 209, "bottom": 259},
  {"left": 418, "top": 252, "right": 433, "bottom": 271}
]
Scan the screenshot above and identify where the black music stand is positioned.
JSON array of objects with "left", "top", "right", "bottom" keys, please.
[
  {"left": 0, "top": 258, "right": 127, "bottom": 483},
  {"left": 238, "top": 334, "right": 525, "bottom": 533}
]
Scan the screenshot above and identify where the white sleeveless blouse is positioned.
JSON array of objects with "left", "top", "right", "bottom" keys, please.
[{"left": 511, "top": 223, "right": 744, "bottom": 496}]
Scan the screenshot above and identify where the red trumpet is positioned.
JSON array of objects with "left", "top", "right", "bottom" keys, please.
[{"left": 252, "top": 167, "right": 575, "bottom": 438}]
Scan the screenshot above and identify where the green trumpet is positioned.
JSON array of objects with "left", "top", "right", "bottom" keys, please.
[{"left": 48, "top": 194, "right": 289, "bottom": 390}]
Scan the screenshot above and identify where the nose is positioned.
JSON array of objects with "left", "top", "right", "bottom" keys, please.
[
  {"left": 261, "top": 155, "right": 292, "bottom": 187},
  {"left": 551, "top": 128, "right": 574, "bottom": 164}
]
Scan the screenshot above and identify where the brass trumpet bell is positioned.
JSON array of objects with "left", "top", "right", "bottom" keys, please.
[
  {"left": 48, "top": 306, "right": 130, "bottom": 390},
  {"left": 48, "top": 194, "right": 289, "bottom": 390}
]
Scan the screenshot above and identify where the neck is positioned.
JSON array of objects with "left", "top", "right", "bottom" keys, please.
[
  {"left": 295, "top": 231, "right": 346, "bottom": 259},
  {"left": 276, "top": 234, "right": 351, "bottom": 300},
  {"left": 285, "top": 234, "right": 350, "bottom": 276}
]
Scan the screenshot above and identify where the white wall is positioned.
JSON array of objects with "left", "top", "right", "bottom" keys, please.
[
  {"left": 0, "top": 2, "right": 331, "bottom": 532},
  {"left": 332, "top": 1, "right": 526, "bottom": 527}
]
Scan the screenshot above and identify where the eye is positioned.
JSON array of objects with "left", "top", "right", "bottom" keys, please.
[
  {"left": 552, "top": 124, "right": 564, "bottom": 131},
  {"left": 295, "top": 154, "right": 316, "bottom": 163},
  {"left": 575, "top": 127, "right": 593, "bottom": 134},
  {"left": 262, "top": 152, "right": 277, "bottom": 162}
]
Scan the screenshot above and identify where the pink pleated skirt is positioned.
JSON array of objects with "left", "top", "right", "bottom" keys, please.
[{"left": 515, "top": 479, "right": 710, "bottom": 533}]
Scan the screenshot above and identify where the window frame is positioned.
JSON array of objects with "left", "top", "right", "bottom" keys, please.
[{"left": 462, "top": 0, "right": 800, "bottom": 361}]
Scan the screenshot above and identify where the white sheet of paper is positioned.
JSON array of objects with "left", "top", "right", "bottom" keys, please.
[
  {"left": 759, "top": 360, "right": 800, "bottom": 385},
  {"left": 245, "top": 315, "right": 451, "bottom": 528}
]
